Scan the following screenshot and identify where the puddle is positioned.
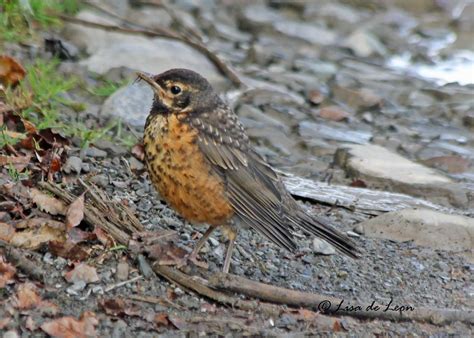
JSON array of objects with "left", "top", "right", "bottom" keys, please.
[{"left": 388, "top": 50, "right": 474, "bottom": 85}]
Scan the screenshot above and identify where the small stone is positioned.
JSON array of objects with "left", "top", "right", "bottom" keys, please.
[
  {"left": 3, "top": 331, "right": 19, "bottom": 338},
  {"left": 137, "top": 254, "right": 155, "bottom": 278},
  {"left": 346, "top": 230, "right": 360, "bottom": 238},
  {"left": 81, "top": 163, "right": 91, "bottom": 172},
  {"left": 208, "top": 237, "right": 219, "bottom": 247},
  {"left": 337, "top": 270, "right": 348, "bottom": 278},
  {"left": 463, "top": 113, "right": 474, "bottom": 129},
  {"left": 116, "top": 262, "right": 129, "bottom": 281},
  {"left": 66, "top": 280, "right": 87, "bottom": 295},
  {"left": 63, "top": 156, "right": 82, "bottom": 174},
  {"left": 93, "top": 139, "right": 127, "bottom": 156},
  {"left": 312, "top": 238, "right": 336, "bottom": 255},
  {"left": 319, "top": 105, "right": 350, "bottom": 121},
  {"left": 85, "top": 146, "right": 107, "bottom": 158},
  {"left": 353, "top": 224, "right": 365, "bottom": 235},
  {"left": 129, "top": 157, "right": 144, "bottom": 171},
  {"left": 90, "top": 174, "right": 109, "bottom": 188}
]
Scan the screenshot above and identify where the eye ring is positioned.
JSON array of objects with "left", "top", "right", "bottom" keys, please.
[{"left": 170, "top": 85, "right": 181, "bottom": 95}]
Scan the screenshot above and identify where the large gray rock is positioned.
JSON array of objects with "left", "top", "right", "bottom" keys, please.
[
  {"left": 358, "top": 208, "right": 474, "bottom": 259},
  {"left": 335, "top": 144, "right": 469, "bottom": 207},
  {"left": 63, "top": 10, "right": 226, "bottom": 85}
]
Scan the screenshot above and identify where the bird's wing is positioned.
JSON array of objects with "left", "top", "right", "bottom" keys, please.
[{"left": 190, "top": 107, "right": 297, "bottom": 252}]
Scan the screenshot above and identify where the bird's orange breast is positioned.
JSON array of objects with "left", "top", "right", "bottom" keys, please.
[{"left": 144, "top": 113, "right": 234, "bottom": 225}]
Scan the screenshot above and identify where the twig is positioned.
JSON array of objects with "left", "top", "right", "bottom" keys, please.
[
  {"left": 128, "top": 294, "right": 184, "bottom": 309},
  {"left": 59, "top": 13, "right": 243, "bottom": 87},
  {"left": 38, "top": 181, "right": 143, "bottom": 245},
  {"left": 208, "top": 272, "right": 474, "bottom": 325},
  {"left": 0, "top": 239, "right": 45, "bottom": 283},
  {"left": 105, "top": 275, "right": 143, "bottom": 292},
  {"left": 152, "top": 265, "right": 284, "bottom": 317}
]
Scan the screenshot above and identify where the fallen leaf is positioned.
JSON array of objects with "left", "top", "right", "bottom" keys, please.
[
  {"left": 49, "top": 240, "right": 90, "bottom": 261},
  {"left": 99, "top": 298, "right": 141, "bottom": 317},
  {"left": 65, "top": 193, "right": 85, "bottom": 229},
  {"left": 14, "top": 217, "right": 65, "bottom": 230},
  {"left": 0, "top": 55, "right": 26, "bottom": 86},
  {"left": 13, "top": 282, "right": 42, "bottom": 310},
  {"left": 131, "top": 142, "right": 145, "bottom": 162},
  {"left": 154, "top": 313, "right": 170, "bottom": 327},
  {"left": 64, "top": 263, "right": 99, "bottom": 284},
  {"left": 67, "top": 228, "right": 96, "bottom": 244},
  {"left": 41, "top": 311, "right": 98, "bottom": 338},
  {"left": 10, "top": 223, "right": 66, "bottom": 250},
  {"left": 350, "top": 179, "right": 367, "bottom": 188},
  {"left": 30, "top": 187, "right": 67, "bottom": 216},
  {"left": 422, "top": 155, "right": 470, "bottom": 174},
  {"left": 0, "top": 154, "right": 31, "bottom": 171},
  {"left": 0, "top": 255, "right": 16, "bottom": 288},
  {"left": 319, "top": 105, "right": 350, "bottom": 122},
  {"left": 0, "top": 222, "right": 15, "bottom": 242}
]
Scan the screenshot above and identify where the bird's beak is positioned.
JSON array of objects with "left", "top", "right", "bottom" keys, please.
[{"left": 136, "top": 72, "right": 165, "bottom": 98}]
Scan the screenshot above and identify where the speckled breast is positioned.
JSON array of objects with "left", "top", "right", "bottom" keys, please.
[{"left": 143, "top": 113, "right": 234, "bottom": 225}]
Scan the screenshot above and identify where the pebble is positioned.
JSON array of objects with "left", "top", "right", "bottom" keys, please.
[
  {"left": 85, "top": 146, "right": 108, "bottom": 158},
  {"left": 116, "top": 261, "right": 129, "bottom": 281},
  {"left": 63, "top": 156, "right": 82, "bottom": 174},
  {"left": 90, "top": 174, "right": 109, "bottom": 188},
  {"left": 312, "top": 238, "right": 336, "bottom": 255}
]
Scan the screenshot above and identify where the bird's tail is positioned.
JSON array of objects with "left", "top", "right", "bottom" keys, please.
[{"left": 288, "top": 211, "right": 361, "bottom": 259}]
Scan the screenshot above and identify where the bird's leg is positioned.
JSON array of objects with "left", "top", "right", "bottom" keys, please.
[
  {"left": 187, "top": 224, "right": 218, "bottom": 262},
  {"left": 222, "top": 226, "right": 238, "bottom": 273}
]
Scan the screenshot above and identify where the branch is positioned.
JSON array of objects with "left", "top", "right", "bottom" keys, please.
[
  {"left": 0, "top": 239, "right": 45, "bottom": 282},
  {"left": 208, "top": 272, "right": 474, "bottom": 326},
  {"left": 59, "top": 10, "right": 243, "bottom": 87}
]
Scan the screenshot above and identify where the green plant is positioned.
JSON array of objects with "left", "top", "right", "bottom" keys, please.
[
  {"left": 89, "top": 79, "right": 128, "bottom": 97},
  {"left": 7, "top": 163, "right": 30, "bottom": 182},
  {"left": 0, "top": 0, "right": 80, "bottom": 42}
]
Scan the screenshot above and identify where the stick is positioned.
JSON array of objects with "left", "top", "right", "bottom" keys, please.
[
  {"left": 0, "top": 239, "right": 45, "bottom": 283},
  {"left": 208, "top": 272, "right": 474, "bottom": 325},
  {"left": 152, "top": 264, "right": 284, "bottom": 317},
  {"left": 105, "top": 275, "right": 143, "bottom": 292},
  {"left": 59, "top": 13, "right": 243, "bottom": 87}
]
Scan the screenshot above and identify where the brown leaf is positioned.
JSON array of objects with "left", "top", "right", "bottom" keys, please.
[
  {"left": 68, "top": 228, "right": 96, "bottom": 244},
  {"left": 0, "top": 55, "right": 26, "bottom": 86},
  {"left": 0, "top": 255, "right": 16, "bottom": 288},
  {"left": 13, "top": 282, "right": 42, "bottom": 310},
  {"left": 131, "top": 142, "right": 145, "bottom": 162},
  {"left": 319, "top": 105, "right": 350, "bottom": 122},
  {"left": 14, "top": 217, "right": 65, "bottom": 230},
  {"left": 0, "top": 154, "right": 31, "bottom": 171},
  {"left": 64, "top": 263, "right": 99, "bottom": 284},
  {"left": 350, "top": 179, "right": 367, "bottom": 188},
  {"left": 0, "top": 222, "right": 15, "bottom": 242},
  {"left": 422, "top": 155, "right": 471, "bottom": 174},
  {"left": 49, "top": 240, "right": 90, "bottom": 261},
  {"left": 65, "top": 193, "right": 85, "bottom": 229},
  {"left": 41, "top": 311, "right": 98, "bottom": 338},
  {"left": 99, "top": 298, "right": 141, "bottom": 317},
  {"left": 30, "top": 187, "right": 67, "bottom": 216},
  {"left": 10, "top": 223, "right": 66, "bottom": 250},
  {"left": 154, "top": 313, "right": 170, "bottom": 327}
]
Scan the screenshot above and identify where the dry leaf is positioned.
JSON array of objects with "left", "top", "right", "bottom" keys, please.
[
  {"left": 65, "top": 193, "right": 85, "bottom": 229},
  {"left": 154, "top": 313, "right": 171, "bottom": 327},
  {"left": 30, "top": 187, "right": 67, "bottom": 216},
  {"left": 10, "top": 223, "right": 66, "bottom": 250},
  {"left": 131, "top": 142, "right": 145, "bottom": 162},
  {"left": 41, "top": 311, "right": 98, "bottom": 338},
  {"left": 64, "top": 263, "right": 99, "bottom": 284},
  {"left": 0, "top": 255, "right": 16, "bottom": 288},
  {"left": 0, "top": 222, "right": 15, "bottom": 242},
  {"left": 49, "top": 240, "right": 90, "bottom": 261},
  {"left": 13, "top": 282, "right": 42, "bottom": 310},
  {"left": 0, "top": 55, "right": 26, "bottom": 86},
  {"left": 14, "top": 217, "right": 65, "bottom": 230},
  {"left": 99, "top": 298, "right": 141, "bottom": 317},
  {"left": 0, "top": 154, "right": 31, "bottom": 171}
]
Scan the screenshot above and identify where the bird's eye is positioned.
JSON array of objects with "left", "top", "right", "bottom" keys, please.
[{"left": 170, "top": 85, "right": 181, "bottom": 95}]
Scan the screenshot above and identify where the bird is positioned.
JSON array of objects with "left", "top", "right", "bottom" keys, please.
[{"left": 137, "top": 68, "right": 360, "bottom": 273}]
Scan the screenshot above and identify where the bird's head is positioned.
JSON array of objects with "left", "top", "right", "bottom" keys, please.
[{"left": 137, "top": 68, "right": 217, "bottom": 117}]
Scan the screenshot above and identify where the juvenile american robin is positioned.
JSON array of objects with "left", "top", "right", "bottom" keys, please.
[{"left": 138, "top": 69, "right": 360, "bottom": 273}]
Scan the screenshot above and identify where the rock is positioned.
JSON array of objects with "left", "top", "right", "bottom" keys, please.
[
  {"left": 93, "top": 139, "right": 127, "bottom": 156},
  {"left": 129, "top": 157, "right": 144, "bottom": 171},
  {"left": 463, "top": 113, "right": 474, "bottom": 129},
  {"left": 63, "top": 156, "right": 82, "bottom": 174},
  {"left": 64, "top": 10, "right": 226, "bottom": 83},
  {"left": 239, "top": 5, "right": 284, "bottom": 32},
  {"left": 358, "top": 208, "right": 474, "bottom": 255},
  {"left": 116, "top": 262, "right": 129, "bottom": 281},
  {"left": 422, "top": 155, "right": 470, "bottom": 174},
  {"left": 85, "top": 147, "right": 107, "bottom": 158},
  {"left": 274, "top": 21, "right": 337, "bottom": 46},
  {"left": 299, "top": 121, "right": 372, "bottom": 145},
  {"left": 90, "top": 174, "right": 109, "bottom": 188},
  {"left": 318, "top": 105, "right": 350, "bottom": 121},
  {"left": 332, "top": 86, "right": 383, "bottom": 109},
  {"left": 100, "top": 81, "right": 152, "bottom": 129},
  {"left": 334, "top": 144, "right": 469, "bottom": 207},
  {"left": 312, "top": 238, "right": 336, "bottom": 255},
  {"left": 342, "top": 29, "right": 387, "bottom": 57}
]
